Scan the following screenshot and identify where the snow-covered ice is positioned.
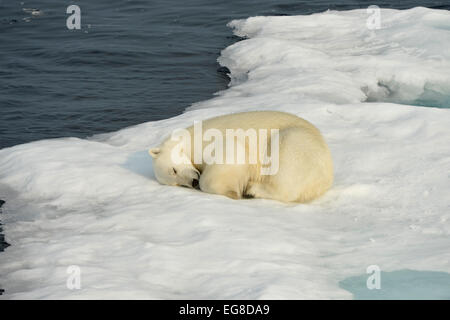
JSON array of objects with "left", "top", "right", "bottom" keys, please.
[{"left": 0, "top": 7, "right": 449, "bottom": 299}]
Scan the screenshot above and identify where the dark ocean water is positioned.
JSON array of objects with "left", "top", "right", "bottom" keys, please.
[{"left": 1, "top": 0, "right": 449, "bottom": 149}]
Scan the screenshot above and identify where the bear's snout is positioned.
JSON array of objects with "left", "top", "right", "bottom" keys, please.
[{"left": 192, "top": 178, "right": 199, "bottom": 189}]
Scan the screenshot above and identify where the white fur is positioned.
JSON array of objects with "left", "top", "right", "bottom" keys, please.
[{"left": 150, "top": 111, "right": 333, "bottom": 202}]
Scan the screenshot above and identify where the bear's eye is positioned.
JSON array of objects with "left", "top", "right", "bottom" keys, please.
[{"left": 172, "top": 168, "right": 177, "bottom": 175}]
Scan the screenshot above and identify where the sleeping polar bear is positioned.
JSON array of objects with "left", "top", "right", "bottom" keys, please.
[{"left": 149, "top": 111, "right": 333, "bottom": 203}]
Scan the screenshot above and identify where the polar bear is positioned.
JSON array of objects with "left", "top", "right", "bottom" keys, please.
[{"left": 149, "top": 111, "right": 333, "bottom": 203}]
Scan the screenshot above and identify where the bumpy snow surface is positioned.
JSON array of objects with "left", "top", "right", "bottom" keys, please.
[{"left": 0, "top": 8, "right": 449, "bottom": 299}]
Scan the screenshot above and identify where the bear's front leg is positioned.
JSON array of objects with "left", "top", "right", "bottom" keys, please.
[
  {"left": 245, "top": 181, "right": 277, "bottom": 200},
  {"left": 224, "top": 190, "right": 241, "bottom": 200},
  {"left": 198, "top": 164, "right": 248, "bottom": 200}
]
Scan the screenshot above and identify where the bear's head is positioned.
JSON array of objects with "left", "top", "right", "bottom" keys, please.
[{"left": 149, "top": 140, "right": 200, "bottom": 189}]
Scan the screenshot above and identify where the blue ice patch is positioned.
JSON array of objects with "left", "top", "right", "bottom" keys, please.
[{"left": 339, "top": 269, "right": 450, "bottom": 300}]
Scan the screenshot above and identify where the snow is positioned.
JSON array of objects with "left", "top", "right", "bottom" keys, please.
[{"left": 1, "top": 7, "right": 449, "bottom": 299}]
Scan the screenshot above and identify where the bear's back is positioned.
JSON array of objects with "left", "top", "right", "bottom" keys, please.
[{"left": 187, "top": 111, "right": 318, "bottom": 134}]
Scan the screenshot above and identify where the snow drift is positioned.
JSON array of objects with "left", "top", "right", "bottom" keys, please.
[{"left": 0, "top": 7, "right": 449, "bottom": 299}]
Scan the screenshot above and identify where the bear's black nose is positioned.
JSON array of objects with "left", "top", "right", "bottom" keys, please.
[{"left": 192, "top": 179, "right": 199, "bottom": 189}]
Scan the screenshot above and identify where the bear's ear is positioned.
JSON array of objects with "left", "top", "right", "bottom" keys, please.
[{"left": 149, "top": 148, "right": 161, "bottom": 158}]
